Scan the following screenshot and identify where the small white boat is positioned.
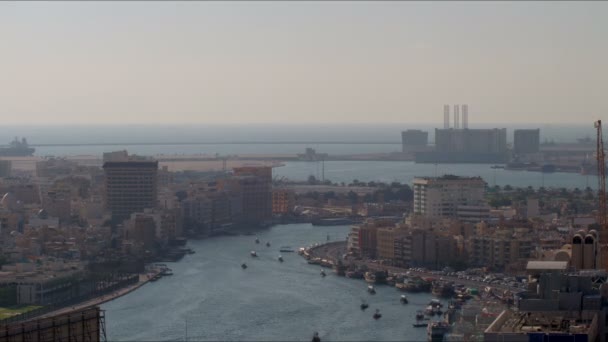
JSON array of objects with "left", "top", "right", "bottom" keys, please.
[
  {"left": 320, "top": 269, "right": 326, "bottom": 277},
  {"left": 250, "top": 251, "right": 258, "bottom": 257},
  {"left": 368, "top": 285, "right": 376, "bottom": 294},
  {"left": 400, "top": 295, "right": 408, "bottom": 304},
  {"left": 278, "top": 255, "right": 284, "bottom": 262}
]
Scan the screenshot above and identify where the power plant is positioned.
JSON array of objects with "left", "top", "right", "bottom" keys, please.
[{"left": 415, "top": 105, "right": 508, "bottom": 163}]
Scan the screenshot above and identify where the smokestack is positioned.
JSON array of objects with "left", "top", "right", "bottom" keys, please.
[
  {"left": 462, "top": 104, "right": 468, "bottom": 129},
  {"left": 454, "top": 105, "right": 460, "bottom": 129},
  {"left": 443, "top": 105, "right": 450, "bottom": 129}
]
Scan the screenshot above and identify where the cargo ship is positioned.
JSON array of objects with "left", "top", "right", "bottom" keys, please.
[{"left": 0, "top": 138, "right": 35, "bottom": 156}]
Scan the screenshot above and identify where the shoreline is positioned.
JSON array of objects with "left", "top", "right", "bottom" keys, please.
[{"left": 36, "top": 271, "right": 159, "bottom": 320}]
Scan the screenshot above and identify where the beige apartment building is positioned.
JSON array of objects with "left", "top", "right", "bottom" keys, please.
[{"left": 413, "top": 175, "right": 486, "bottom": 218}]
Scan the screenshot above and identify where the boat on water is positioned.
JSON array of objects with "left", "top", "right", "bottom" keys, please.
[
  {"left": 161, "top": 268, "right": 173, "bottom": 276},
  {"left": 360, "top": 301, "right": 369, "bottom": 310},
  {"left": 255, "top": 238, "right": 260, "bottom": 244},
  {"left": 279, "top": 246, "right": 295, "bottom": 253},
  {"left": 364, "top": 272, "right": 376, "bottom": 284},
  {"left": 413, "top": 322, "right": 428, "bottom": 328},
  {"left": 431, "top": 281, "right": 454, "bottom": 298},
  {"left": 367, "top": 285, "right": 376, "bottom": 294},
  {"left": 429, "top": 299, "right": 443, "bottom": 307},
  {"left": 427, "top": 299, "right": 443, "bottom": 315},
  {"left": 266, "top": 242, "right": 271, "bottom": 247},
  {"left": 373, "top": 309, "right": 382, "bottom": 320},
  {"left": 427, "top": 321, "right": 450, "bottom": 342},
  {"left": 416, "top": 311, "right": 425, "bottom": 321},
  {"left": 250, "top": 251, "right": 258, "bottom": 257},
  {"left": 400, "top": 295, "right": 408, "bottom": 304},
  {"left": 0, "top": 137, "right": 35, "bottom": 157},
  {"left": 320, "top": 269, "right": 326, "bottom": 277},
  {"left": 312, "top": 331, "right": 321, "bottom": 342},
  {"left": 278, "top": 255, "right": 284, "bottom": 262},
  {"left": 241, "top": 263, "right": 247, "bottom": 269}
]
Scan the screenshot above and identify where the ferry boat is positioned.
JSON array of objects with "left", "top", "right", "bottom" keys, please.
[
  {"left": 279, "top": 246, "right": 295, "bottom": 253},
  {"left": 367, "top": 285, "right": 376, "bottom": 294},
  {"left": 250, "top": 251, "right": 258, "bottom": 257},
  {"left": 427, "top": 321, "right": 450, "bottom": 342}
]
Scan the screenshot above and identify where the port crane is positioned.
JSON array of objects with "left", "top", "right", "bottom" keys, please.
[{"left": 595, "top": 120, "right": 607, "bottom": 269}]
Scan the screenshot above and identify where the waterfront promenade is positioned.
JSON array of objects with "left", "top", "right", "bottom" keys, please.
[
  {"left": 306, "top": 241, "right": 522, "bottom": 293},
  {"left": 37, "top": 273, "right": 156, "bottom": 320}
]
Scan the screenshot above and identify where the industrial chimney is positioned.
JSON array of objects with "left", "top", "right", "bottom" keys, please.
[
  {"left": 462, "top": 104, "right": 468, "bottom": 129},
  {"left": 454, "top": 105, "right": 460, "bottom": 129},
  {"left": 443, "top": 105, "right": 450, "bottom": 129}
]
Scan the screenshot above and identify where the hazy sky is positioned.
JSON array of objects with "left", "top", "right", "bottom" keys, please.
[{"left": 1, "top": 1, "right": 606, "bottom": 125}]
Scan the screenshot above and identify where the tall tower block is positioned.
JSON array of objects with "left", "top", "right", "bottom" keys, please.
[
  {"left": 454, "top": 105, "right": 460, "bottom": 129},
  {"left": 443, "top": 105, "right": 450, "bottom": 129},
  {"left": 462, "top": 104, "right": 469, "bottom": 129}
]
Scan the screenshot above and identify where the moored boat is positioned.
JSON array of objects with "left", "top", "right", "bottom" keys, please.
[
  {"left": 427, "top": 321, "right": 450, "bottom": 342},
  {"left": 367, "top": 285, "right": 376, "bottom": 294}
]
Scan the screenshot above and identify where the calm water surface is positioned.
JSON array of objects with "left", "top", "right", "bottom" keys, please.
[
  {"left": 275, "top": 161, "right": 598, "bottom": 190},
  {"left": 103, "top": 224, "right": 435, "bottom": 341}
]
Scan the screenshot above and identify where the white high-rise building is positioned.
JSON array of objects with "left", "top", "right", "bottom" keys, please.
[{"left": 413, "top": 176, "right": 486, "bottom": 218}]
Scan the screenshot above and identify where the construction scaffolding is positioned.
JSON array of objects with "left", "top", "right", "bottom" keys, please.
[{"left": 0, "top": 306, "right": 106, "bottom": 342}]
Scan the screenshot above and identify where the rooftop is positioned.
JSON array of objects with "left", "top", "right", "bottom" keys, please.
[
  {"left": 526, "top": 260, "right": 569, "bottom": 271},
  {"left": 486, "top": 310, "right": 595, "bottom": 336}
]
